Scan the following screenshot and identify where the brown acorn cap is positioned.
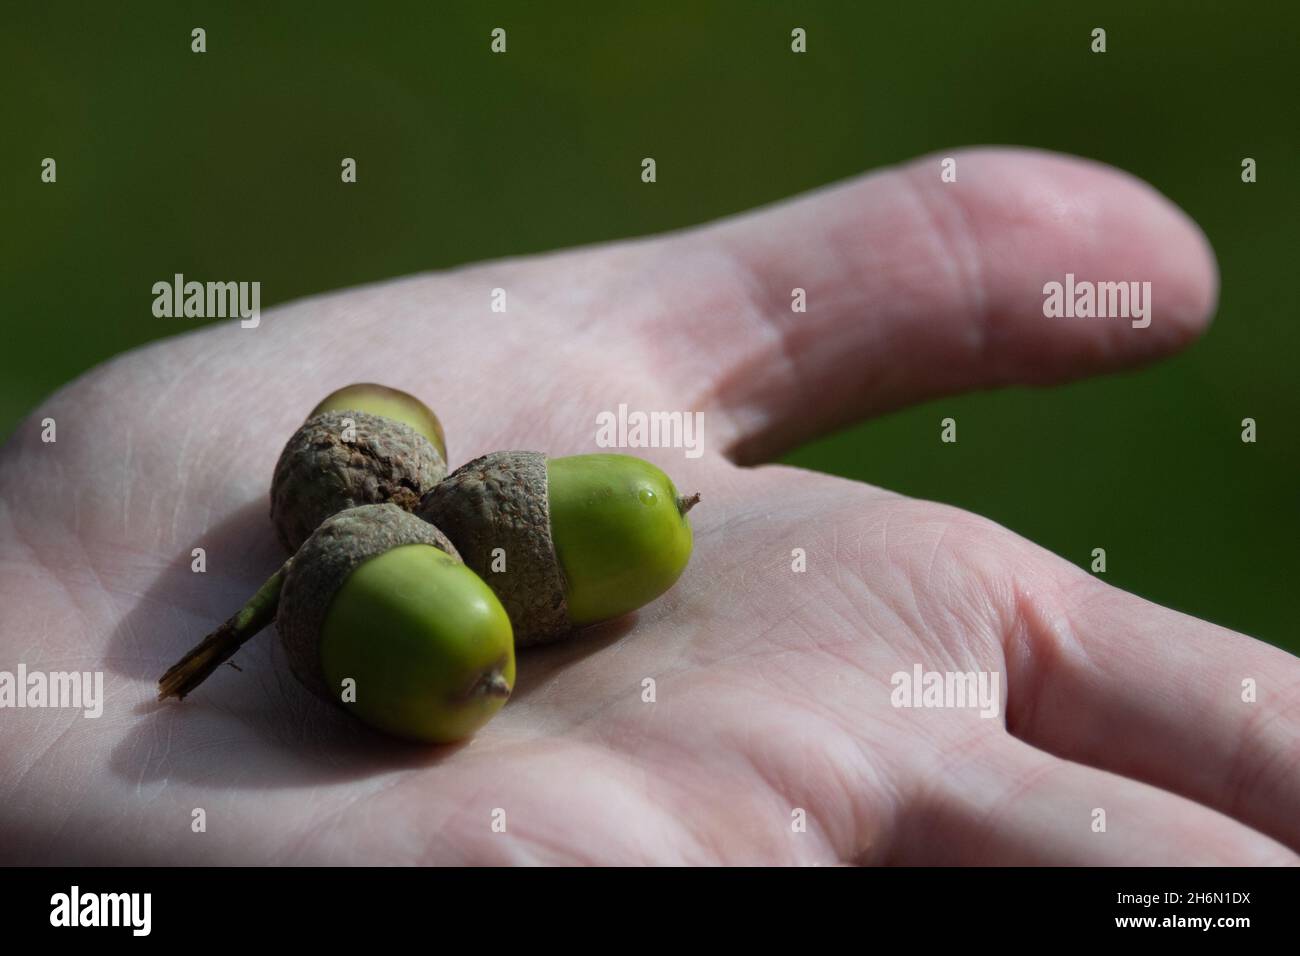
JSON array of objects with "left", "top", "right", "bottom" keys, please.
[
  {"left": 278, "top": 503, "right": 460, "bottom": 701},
  {"left": 418, "top": 451, "right": 570, "bottom": 647},
  {"left": 270, "top": 409, "right": 448, "bottom": 553}
]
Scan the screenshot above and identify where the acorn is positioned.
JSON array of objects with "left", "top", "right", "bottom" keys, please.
[
  {"left": 309, "top": 382, "right": 447, "bottom": 460},
  {"left": 270, "top": 384, "right": 448, "bottom": 553},
  {"left": 158, "top": 504, "right": 515, "bottom": 743},
  {"left": 418, "top": 452, "right": 698, "bottom": 645}
]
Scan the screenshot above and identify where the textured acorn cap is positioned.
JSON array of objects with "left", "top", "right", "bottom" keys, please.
[
  {"left": 418, "top": 451, "right": 570, "bottom": 647},
  {"left": 310, "top": 382, "right": 448, "bottom": 464},
  {"left": 270, "top": 409, "right": 448, "bottom": 553},
  {"left": 278, "top": 503, "right": 460, "bottom": 701}
]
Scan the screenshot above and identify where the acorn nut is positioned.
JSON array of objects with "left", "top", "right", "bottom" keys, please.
[
  {"left": 159, "top": 504, "right": 516, "bottom": 744},
  {"left": 309, "top": 382, "right": 447, "bottom": 462},
  {"left": 418, "top": 452, "right": 698, "bottom": 646},
  {"left": 270, "top": 384, "right": 448, "bottom": 553}
]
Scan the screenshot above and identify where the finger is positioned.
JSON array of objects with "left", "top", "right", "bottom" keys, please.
[
  {"left": 892, "top": 735, "right": 1295, "bottom": 865},
  {"left": 1004, "top": 572, "right": 1300, "bottom": 852},
  {"left": 644, "top": 147, "right": 1218, "bottom": 463}
]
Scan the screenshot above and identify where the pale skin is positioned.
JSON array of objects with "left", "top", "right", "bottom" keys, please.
[{"left": 1, "top": 148, "right": 1297, "bottom": 865}]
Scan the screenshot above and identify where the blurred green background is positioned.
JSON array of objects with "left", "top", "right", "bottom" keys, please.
[{"left": 2, "top": 2, "right": 1295, "bottom": 651}]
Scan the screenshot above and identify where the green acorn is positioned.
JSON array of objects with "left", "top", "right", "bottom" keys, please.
[
  {"left": 270, "top": 384, "right": 448, "bottom": 553},
  {"left": 158, "top": 504, "right": 515, "bottom": 744},
  {"left": 309, "top": 382, "right": 447, "bottom": 460},
  {"left": 418, "top": 452, "right": 698, "bottom": 645}
]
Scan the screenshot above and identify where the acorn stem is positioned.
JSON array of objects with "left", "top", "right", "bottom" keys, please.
[
  {"left": 157, "top": 563, "right": 289, "bottom": 701},
  {"left": 677, "top": 492, "right": 701, "bottom": 516}
]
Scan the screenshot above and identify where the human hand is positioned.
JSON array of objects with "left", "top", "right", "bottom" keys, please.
[{"left": 2, "top": 148, "right": 1295, "bottom": 864}]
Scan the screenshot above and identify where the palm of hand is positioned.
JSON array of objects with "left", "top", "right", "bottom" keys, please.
[{"left": 2, "top": 150, "right": 1296, "bottom": 865}]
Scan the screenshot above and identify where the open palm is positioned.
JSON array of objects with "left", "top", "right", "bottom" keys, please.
[{"left": 2, "top": 148, "right": 1296, "bottom": 865}]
